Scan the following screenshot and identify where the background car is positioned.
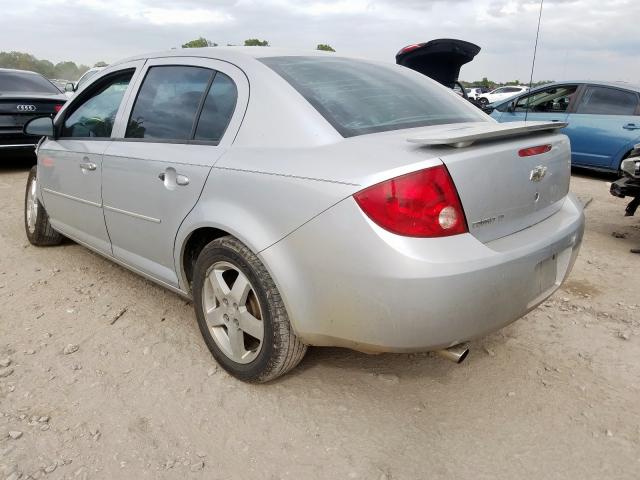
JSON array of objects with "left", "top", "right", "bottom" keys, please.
[
  {"left": 490, "top": 81, "right": 640, "bottom": 172},
  {"left": 0, "top": 68, "right": 67, "bottom": 156},
  {"left": 395, "top": 39, "right": 480, "bottom": 104},
  {"left": 477, "top": 85, "right": 529, "bottom": 106},
  {"left": 465, "top": 87, "right": 483, "bottom": 100},
  {"left": 24, "top": 48, "right": 583, "bottom": 382},
  {"left": 65, "top": 66, "right": 105, "bottom": 94}
]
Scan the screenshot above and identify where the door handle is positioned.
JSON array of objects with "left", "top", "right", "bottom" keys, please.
[
  {"left": 158, "top": 168, "right": 189, "bottom": 188},
  {"left": 623, "top": 123, "right": 640, "bottom": 130},
  {"left": 79, "top": 162, "right": 96, "bottom": 171}
]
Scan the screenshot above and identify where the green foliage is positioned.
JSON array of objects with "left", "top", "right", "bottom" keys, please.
[
  {"left": 0, "top": 51, "right": 90, "bottom": 80},
  {"left": 316, "top": 44, "right": 335, "bottom": 52},
  {"left": 244, "top": 39, "right": 269, "bottom": 47},
  {"left": 182, "top": 37, "right": 217, "bottom": 48}
]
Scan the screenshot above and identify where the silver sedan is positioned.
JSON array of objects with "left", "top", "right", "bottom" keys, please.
[{"left": 23, "top": 48, "right": 584, "bottom": 382}]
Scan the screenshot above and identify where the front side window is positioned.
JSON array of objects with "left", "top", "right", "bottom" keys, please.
[
  {"left": 61, "top": 71, "right": 133, "bottom": 138},
  {"left": 514, "top": 85, "right": 577, "bottom": 112},
  {"left": 260, "top": 56, "right": 485, "bottom": 137},
  {"left": 576, "top": 86, "right": 638, "bottom": 115},
  {"left": 126, "top": 66, "right": 212, "bottom": 140}
]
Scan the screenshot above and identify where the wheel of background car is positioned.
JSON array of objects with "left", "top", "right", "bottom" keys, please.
[
  {"left": 478, "top": 97, "right": 488, "bottom": 106},
  {"left": 24, "top": 166, "right": 63, "bottom": 246},
  {"left": 192, "top": 236, "right": 307, "bottom": 382}
]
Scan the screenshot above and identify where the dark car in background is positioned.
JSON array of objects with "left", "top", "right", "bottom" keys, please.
[
  {"left": 0, "top": 68, "right": 67, "bottom": 156},
  {"left": 490, "top": 81, "right": 640, "bottom": 172}
]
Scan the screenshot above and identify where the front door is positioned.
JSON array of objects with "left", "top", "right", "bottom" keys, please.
[
  {"left": 565, "top": 85, "right": 640, "bottom": 170},
  {"left": 101, "top": 58, "right": 247, "bottom": 287},
  {"left": 38, "top": 66, "right": 141, "bottom": 253},
  {"left": 497, "top": 84, "right": 577, "bottom": 125}
]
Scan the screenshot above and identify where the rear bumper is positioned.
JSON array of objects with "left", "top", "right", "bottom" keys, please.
[{"left": 260, "top": 193, "right": 584, "bottom": 352}]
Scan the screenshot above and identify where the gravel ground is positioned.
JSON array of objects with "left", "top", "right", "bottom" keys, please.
[{"left": 1, "top": 160, "right": 639, "bottom": 479}]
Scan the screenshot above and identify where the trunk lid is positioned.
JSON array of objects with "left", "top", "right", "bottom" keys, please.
[
  {"left": 410, "top": 121, "right": 571, "bottom": 242},
  {"left": 395, "top": 39, "right": 481, "bottom": 88}
]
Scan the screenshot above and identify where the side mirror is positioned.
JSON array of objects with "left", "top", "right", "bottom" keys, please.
[
  {"left": 64, "top": 82, "right": 76, "bottom": 93},
  {"left": 482, "top": 105, "right": 495, "bottom": 114},
  {"left": 24, "top": 116, "right": 54, "bottom": 137}
]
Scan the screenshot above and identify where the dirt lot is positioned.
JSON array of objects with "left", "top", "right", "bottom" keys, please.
[{"left": 0, "top": 160, "right": 639, "bottom": 480}]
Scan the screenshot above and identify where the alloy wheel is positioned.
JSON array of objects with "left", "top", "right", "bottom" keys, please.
[
  {"left": 26, "top": 176, "right": 38, "bottom": 234},
  {"left": 201, "top": 261, "right": 264, "bottom": 364}
]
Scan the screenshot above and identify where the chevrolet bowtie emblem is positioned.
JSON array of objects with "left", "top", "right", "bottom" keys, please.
[{"left": 529, "top": 165, "right": 547, "bottom": 182}]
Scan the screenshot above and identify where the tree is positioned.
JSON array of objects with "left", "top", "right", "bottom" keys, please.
[
  {"left": 182, "top": 37, "right": 217, "bottom": 48},
  {"left": 244, "top": 39, "right": 269, "bottom": 47},
  {"left": 94, "top": 61, "right": 108, "bottom": 67},
  {"left": 316, "top": 44, "right": 335, "bottom": 52}
]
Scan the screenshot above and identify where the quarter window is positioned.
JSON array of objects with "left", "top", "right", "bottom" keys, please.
[
  {"left": 577, "top": 87, "right": 638, "bottom": 115},
  {"left": 61, "top": 71, "right": 133, "bottom": 138},
  {"left": 126, "top": 66, "right": 212, "bottom": 140},
  {"left": 194, "top": 72, "right": 238, "bottom": 142}
]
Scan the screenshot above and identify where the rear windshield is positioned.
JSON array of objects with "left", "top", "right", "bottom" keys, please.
[
  {"left": 259, "top": 56, "right": 485, "bottom": 137},
  {"left": 0, "top": 71, "right": 60, "bottom": 94}
]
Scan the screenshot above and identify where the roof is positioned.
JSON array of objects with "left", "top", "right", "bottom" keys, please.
[
  {"left": 0, "top": 67, "right": 43, "bottom": 75},
  {"left": 111, "top": 47, "right": 356, "bottom": 68},
  {"left": 539, "top": 80, "right": 640, "bottom": 93}
]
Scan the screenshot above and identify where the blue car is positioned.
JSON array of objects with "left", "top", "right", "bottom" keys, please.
[{"left": 490, "top": 81, "right": 640, "bottom": 172}]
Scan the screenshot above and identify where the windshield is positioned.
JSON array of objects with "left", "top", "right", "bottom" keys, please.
[
  {"left": 0, "top": 71, "right": 60, "bottom": 94},
  {"left": 260, "top": 56, "right": 486, "bottom": 137}
]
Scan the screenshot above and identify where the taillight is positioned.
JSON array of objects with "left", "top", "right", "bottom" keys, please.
[
  {"left": 518, "top": 144, "right": 551, "bottom": 157},
  {"left": 54, "top": 104, "right": 63, "bottom": 113},
  {"left": 353, "top": 165, "right": 468, "bottom": 237}
]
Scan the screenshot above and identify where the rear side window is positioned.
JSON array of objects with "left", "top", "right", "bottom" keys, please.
[
  {"left": 62, "top": 71, "right": 133, "bottom": 138},
  {"left": 577, "top": 87, "right": 638, "bottom": 115},
  {"left": 126, "top": 66, "right": 212, "bottom": 140},
  {"left": 194, "top": 72, "right": 238, "bottom": 142},
  {"left": 260, "top": 56, "right": 485, "bottom": 137}
]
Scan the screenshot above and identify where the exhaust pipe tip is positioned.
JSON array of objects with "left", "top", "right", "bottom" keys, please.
[{"left": 435, "top": 344, "right": 469, "bottom": 364}]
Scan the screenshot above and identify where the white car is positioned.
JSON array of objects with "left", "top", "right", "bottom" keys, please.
[
  {"left": 465, "top": 87, "right": 483, "bottom": 100},
  {"left": 64, "top": 67, "right": 106, "bottom": 95},
  {"left": 478, "top": 86, "right": 529, "bottom": 106}
]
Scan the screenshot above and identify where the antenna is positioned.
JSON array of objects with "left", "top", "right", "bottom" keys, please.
[{"left": 524, "top": 0, "right": 544, "bottom": 122}]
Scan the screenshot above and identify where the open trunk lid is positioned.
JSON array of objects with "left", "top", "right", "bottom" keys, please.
[
  {"left": 396, "top": 39, "right": 481, "bottom": 88},
  {"left": 410, "top": 121, "right": 571, "bottom": 243}
]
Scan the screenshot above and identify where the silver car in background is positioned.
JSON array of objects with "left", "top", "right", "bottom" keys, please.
[{"left": 23, "top": 48, "right": 584, "bottom": 382}]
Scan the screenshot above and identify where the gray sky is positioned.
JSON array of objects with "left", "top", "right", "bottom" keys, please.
[{"left": 2, "top": 0, "right": 639, "bottom": 83}]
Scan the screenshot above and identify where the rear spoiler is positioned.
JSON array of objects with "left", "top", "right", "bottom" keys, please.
[{"left": 407, "top": 121, "right": 568, "bottom": 148}]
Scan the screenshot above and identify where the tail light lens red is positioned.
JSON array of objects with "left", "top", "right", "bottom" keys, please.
[
  {"left": 353, "top": 165, "right": 468, "bottom": 237},
  {"left": 54, "top": 104, "right": 63, "bottom": 113}
]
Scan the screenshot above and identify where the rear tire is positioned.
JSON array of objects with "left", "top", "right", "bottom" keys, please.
[
  {"left": 192, "top": 236, "right": 307, "bottom": 382},
  {"left": 24, "top": 166, "right": 63, "bottom": 246},
  {"left": 478, "top": 97, "right": 489, "bottom": 106}
]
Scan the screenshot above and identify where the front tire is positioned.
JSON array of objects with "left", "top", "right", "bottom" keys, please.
[
  {"left": 24, "top": 166, "right": 63, "bottom": 246},
  {"left": 478, "top": 97, "right": 489, "bottom": 106},
  {"left": 192, "top": 236, "right": 307, "bottom": 382}
]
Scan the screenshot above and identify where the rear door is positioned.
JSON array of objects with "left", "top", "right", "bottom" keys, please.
[
  {"left": 565, "top": 85, "right": 640, "bottom": 170},
  {"left": 38, "top": 64, "right": 142, "bottom": 253},
  {"left": 102, "top": 57, "right": 248, "bottom": 287}
]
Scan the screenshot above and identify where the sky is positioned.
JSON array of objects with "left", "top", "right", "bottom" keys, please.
[{"left": 1, "top": 0, "right": 639, "bottom": 83}]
